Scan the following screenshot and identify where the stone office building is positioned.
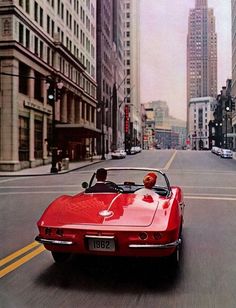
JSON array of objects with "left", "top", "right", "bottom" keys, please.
[{"left": 0, "top": 0, "right": 98, "bottom": 171}]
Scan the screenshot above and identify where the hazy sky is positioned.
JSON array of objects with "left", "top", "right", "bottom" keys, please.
[{"left": 140, "top": 0, "right": 232, "bottom": 121}]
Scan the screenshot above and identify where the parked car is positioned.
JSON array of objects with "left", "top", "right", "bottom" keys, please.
[
  {"left": 211, "top": 146, "right": 219, "bottom": 154},
  {"left": 216, "top": 147, "right": 222, "bottom": 156},
  {"left": 220, "top": 149, "right": 233, "bottom": 159},
  {"left": 134, "top": 146, "right": 142, "bottom": 153},
  {"left": 130, "top": 146, "right": 137, "bottom": 154},
  {"left": 111, "top": 149, "right": 127, "bottom": 159},
  {"left": 35, "top": 167, "right": 185, "bottom": 267}
]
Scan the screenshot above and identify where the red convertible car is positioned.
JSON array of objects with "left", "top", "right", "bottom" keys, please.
[{"left": 35, "top": 167, "right": 185, "bottom": 266}]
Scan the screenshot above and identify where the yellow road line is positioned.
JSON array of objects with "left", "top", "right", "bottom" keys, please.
[
  {"left": 0, "top": 245, "right": 45, "bottom": 278},
  {"left": 163, "top": 150, "right": 177, "bottom": 170},
  {"left": 0, "top": 241, "right": 40, "bottom": 267}
]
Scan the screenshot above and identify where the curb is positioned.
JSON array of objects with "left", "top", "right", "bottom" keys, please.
[{"left": 0, "top": 160, "right": 102, "bottom": 178}]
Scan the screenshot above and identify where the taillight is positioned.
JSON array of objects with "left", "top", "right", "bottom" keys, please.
[
  {"left": 153, "top": 232, "right": 163, "bottom": 240},
  {"left": 56, "top": 228, "right": 63, "bottom": 236},
  {"left": 139, "top": 232, "right": 148, "bottom": 240},
  {"left": 45, "top": 227, "right": 51, "bottom": 235}
]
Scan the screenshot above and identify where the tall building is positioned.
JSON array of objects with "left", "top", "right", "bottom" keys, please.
[
  {"left": 96, "top": 0, "right": 125, "bottom": 156},
  {"left": 96, "top": 0, "right": 114, "bottom": 157},
  {"left": 231, "top": 0, "right": 236, "bottom": 149},
  {"left": 0, "top": 0, "right": 97, "bottom": 171},
  {"left": 187, "top": 0, "right": 217, "bottom": 132},
  {"left": 123, "top": 0, "right": 141, "bottom": 152}
]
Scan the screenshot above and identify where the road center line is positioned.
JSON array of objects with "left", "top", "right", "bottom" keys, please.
[
  {"left": 0, "top": 241, "right": 40, "bottom": 267},
  {"left": 163, "top": 150, "right": 177, "bottom": 170},
  {"left": 0, "top": 245, "right": 45, "bottom": 278}
]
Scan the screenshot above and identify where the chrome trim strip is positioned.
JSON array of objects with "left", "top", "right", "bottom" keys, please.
[
  {"left": 35, "top": 236, "right": 74, "bottom": 245},
  {"left": 129, "top": 239, "right": 181, "bottom": 249},
  {"left": 84, "top": 235, "right": 115, "bottom": 239}
]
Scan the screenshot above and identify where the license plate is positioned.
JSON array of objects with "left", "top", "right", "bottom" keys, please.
[{"left": 87, "top": 238, "right": 115, "bottom": 252}]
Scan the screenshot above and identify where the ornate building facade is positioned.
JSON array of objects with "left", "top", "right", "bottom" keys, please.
[{"left": 0, "top": 0, "right": 98, "bottom": 171}]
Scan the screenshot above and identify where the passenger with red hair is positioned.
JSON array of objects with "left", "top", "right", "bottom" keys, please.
[{"left": 134, "top": 172, "right": 158, "bottom": 196}]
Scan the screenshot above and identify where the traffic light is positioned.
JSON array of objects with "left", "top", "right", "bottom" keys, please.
[
  {"left": 225, "top": 99, "right": 230, "bottom": 112},
  {"left": 47, "top": 81, "right": 55, "bottom": 105},
  {"left": 232, "top": 99, "right": 235, "bottom": 111}
]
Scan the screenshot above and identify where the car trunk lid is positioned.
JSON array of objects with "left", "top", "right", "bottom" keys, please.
[{"left": 57, "top": 193, "right": 160, "bottom": 227}]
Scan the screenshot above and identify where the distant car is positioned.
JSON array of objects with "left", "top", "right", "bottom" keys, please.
[
  {"left": 134, "top": 146, "right": 142, "bottom": 153},
  {"left": 215, "top": 147, "right": 222, "bottom": 156},
  {"left": 35, "top": 167, "right": 185, "bottom": 267},
  {"left": 111, "top": 149, "right": 127, "bottom": 159},
  {"left": 130, "top": 147, "right": 137, "bottom": 154},
  {"left": 211, "top": 146, "right": 219, "bottom": 154},
  {"left": 220, "top": 149, "right": 233, "bottom": 159}
]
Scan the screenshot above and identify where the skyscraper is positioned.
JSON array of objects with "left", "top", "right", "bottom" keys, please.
[
  {"left": 187, "top": 0, "right": 217, "bottom": 131},
  {"left": 231, "top": 0, "right": 236, "bottom": 149},
  {"left": 123, "top": 0, "right": 141, "bottom": 151}
]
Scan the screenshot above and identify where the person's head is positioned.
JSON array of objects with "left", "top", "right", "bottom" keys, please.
[
  {"left": 96, "top": 168, "right": 107, "bottom": 182},
  {"left": 143, "top": 172, "right": 157, "bottom": 189}
]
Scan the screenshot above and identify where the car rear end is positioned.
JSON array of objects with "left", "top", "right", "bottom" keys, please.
[
  {"left": 221, "top": 149, "right": 233, "bottom": 158},
  {"left": 36, "top": 191, "right": 181, "bottom": 258}
]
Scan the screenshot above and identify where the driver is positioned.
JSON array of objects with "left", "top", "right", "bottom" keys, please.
[
  {"left": 134, "top": 172, "right": 157, "bottom": 196},
  {"left": 85, "top": 168, "right": 118, "bottom": 193}
]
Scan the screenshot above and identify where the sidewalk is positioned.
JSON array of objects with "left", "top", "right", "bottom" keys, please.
[{"left": 0, "top": 155, "right": 110, "bottom": 177}]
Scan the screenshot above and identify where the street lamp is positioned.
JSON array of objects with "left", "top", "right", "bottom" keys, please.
[
  {"left": 97, "top": 101, "right": 107, "bottom": 160},
  {"left": 224, "top": 100, "right": 231, "bottom": 149},
  {"left": 46, "top": 76, "right": 64, "bottom": 173},
  {"left": 215, "top": 122, "right": 223, "bottom": 147}
]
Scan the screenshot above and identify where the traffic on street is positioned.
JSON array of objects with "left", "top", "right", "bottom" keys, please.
[{"left": 1, "top": 149, "right": 236, "bottom": 308}]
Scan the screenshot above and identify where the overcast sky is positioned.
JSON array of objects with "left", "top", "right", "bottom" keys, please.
[{"left": 140, "top": 0, "right": 232, "bottom": 121}]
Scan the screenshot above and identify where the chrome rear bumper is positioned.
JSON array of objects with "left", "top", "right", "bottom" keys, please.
[
  {"left": 129, "top": 239, "right": 181, "bottom": 249},
  {"left": 35, "top": 236, "right": 74, "bottom": 246}
]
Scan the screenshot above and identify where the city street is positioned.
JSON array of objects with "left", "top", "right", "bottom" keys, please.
[{"left": 1, "top": 149, "right": 236, "bottom": 308}]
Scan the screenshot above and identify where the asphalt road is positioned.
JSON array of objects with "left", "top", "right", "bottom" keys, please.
[{"left": 0, "top": 149, "right": 236, "bottom": 308}]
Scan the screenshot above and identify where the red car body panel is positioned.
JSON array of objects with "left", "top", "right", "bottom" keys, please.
[{"left": 36, "top": 185, "right": 184, "bottom": 258}]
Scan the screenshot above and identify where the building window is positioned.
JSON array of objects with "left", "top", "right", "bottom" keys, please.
[
  {"left": 26, "top": 0, "right": 30, "bottom": 13},
  {"left": 19, "top": 62, "right": 29, "bottom": 94},
  {"left": 61, "top": 3, "right": 64, "bottom": 20},
  {"left": 34, "top": 36, "right": 38, "bottom": 55},
  {"left": 34, "top": 1, "right": 38, "bottom": 22},
  {"left": 34, "top": 119, "right": 43, "bottom": 159},
  {"left": 19, "top": 23, "right": 24, "bottom": 44},
  {"left": 82, "top": 101, "right": 85, "bottom": 119},
  {"left": 25, "top": 28, "right": 30, "bottom": 48},
  {"left": 40, "top": 41, "right": 43, "bottom": 58},
  {"left": 51, "top": 20, "right": 54, "bottom": 37},
  {"left": 47, "top": 46, "right": 50, "bottom": 64},
  {"left": 86, "top": 104, "right": 90, "bottom": 121},
  {"left": 47, "top": 15, "right": 50, "bottom": 34},
  {"left": 19, "top": 116, "right": 29, "bottom": 161},
  {"left": 34, "top": 71, "right": 43, "bottom": 102},
  {"left": 198, "top": 108, "right": 203, "bottom": 129},
  {"left": 57, "top": 0, "right": 60, "bottom": 14},
  {"left": 91, "top": 107, "right": 94, "bottom": 123},
  {"left": 39, "top": 7, "right": 43, "bottom": 27}
]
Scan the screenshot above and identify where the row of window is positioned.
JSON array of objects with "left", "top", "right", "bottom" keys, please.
[
  {"left": 19, "top": 22, "right": 53, "bottom": 66},
  {"left": 18, "top": 22, "right": 96, "bottom": 91},
  {"left": 19, "top": 1, "right": 95, "bottom": 72},
  {"left": 19, "top": 0, "right": 95, "bottom": 23}
]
